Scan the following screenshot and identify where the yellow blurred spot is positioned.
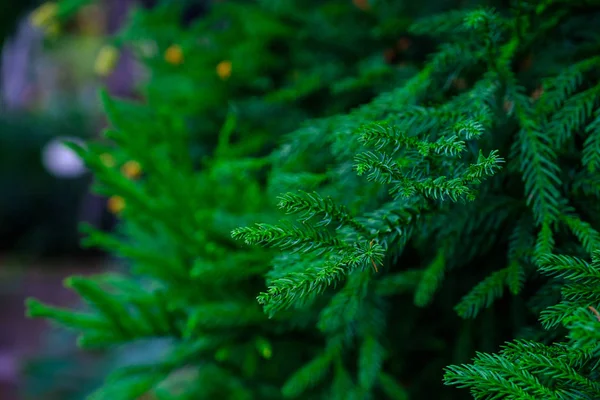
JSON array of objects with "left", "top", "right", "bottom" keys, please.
[
  {"left": 520, "top": 54, "right": 534, "bottom": 72},
  {"left": 76, "top": 4, "right": 106, "bottom": 37},
  {"left": 108, "top": 196, "right": 126, "bottom": 214},
  {"left": 452, "top": 78, "right": 467, "bottom": 90},
  {"left": 397, "top": 37, "right": 411, "bottom": 51},
  {"left": 353, "top": 0, "right": 370, "bottom": 11},
  {"left": 45, "top": 22, "right": 61, "bottom": 37},
  {"left": 30, "top": 2, "right": 58, "bottom": 29},
  {"left": 216, "top": 60, "right": 232, "bottom": 80},
  {"left": 261, "top": 347, "right": 272, "bottom": 359},
  {"left": 530, "top": 86, "right": 544, "bottom": 101},
  {"left": 121, "top": 160, "right": 142, "bottom": 179},
  {"left": 164, "top": 45, "right": 184, "bottom": 65},
  {"left": 255, "top": 337, "right": 272, "bottom": 359},
  {"left": 94, "top": 45, "right": 120, "bottom": 77},
  {"left": 99, "top": 153, "right": 115, "bottom": 168},
  {"left": 503, "top": 99, "right": 514, "bottom": 114}
]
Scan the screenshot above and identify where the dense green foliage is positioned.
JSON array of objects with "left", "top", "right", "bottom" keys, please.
[{"left": 27, "top": 0, "right": 600, "bottom": 399}]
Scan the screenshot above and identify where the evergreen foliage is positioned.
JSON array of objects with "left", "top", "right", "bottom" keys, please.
[{"left": 26, "top": 0, "right": 600, "bottom": 399}]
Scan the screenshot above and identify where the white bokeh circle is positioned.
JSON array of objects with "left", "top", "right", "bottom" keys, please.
[{"left": 41, "top": 137, "right": 87, "bottom": 178}]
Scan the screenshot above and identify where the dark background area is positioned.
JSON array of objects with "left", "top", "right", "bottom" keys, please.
[{"left": 0, "top": 1, "right": 133, "bottom": 398}]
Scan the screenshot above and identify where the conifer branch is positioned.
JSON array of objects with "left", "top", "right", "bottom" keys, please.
[
  {"left": 256, "top": 256, "right": 353, "bottom": 316},
  {"left": 565, "top": 308, "right": 600, "bottom": 350},
  {"left": 26, "top": 298, "right": 111, "bottom": 331},
  {"left": 354, "top": 151, "right": 403, "bottom": 184},
  {"left": 185, "top": 302, "right": 266, "bottom": 337},
  {"left": 550, "top": 84, "right": 600, "bottom": 147},
  {"left": 539, "top": 56, "right": 600, "bottom": 115},
  {"left": 414, "top": 249, "right": 446, "bottom": 307},
  {"left": 534, "top": 222, "right": 556, "bottom": 260},
  {"left": 454, "top": 268, "right": 509, "bottom": 319},
  {"left": 452, "top": 119, "right": 486, "bottom": 140},
  {"left": 508, "top": 216, "right": 535, "bottom": 262},
  {"left": 358, "top": 334, "right": 386, "bottom": 392},
  {"left": 282, "top": 350, "right": 335, "bottom": 398},
  {"left": 560, "top": 211, "right": 600, "bottom": 254},
  {"left": 583, "top": 109, "right": 600, "bottom": 173},
  {"left": 500, "top": 340, "right": 593, "bottom": 365},
  {"left": 446, "top": 352, "right": 563, "bottom": 399},
  {"left": 277, "top": 191, "right": 368, "bottom": 235},
  {"left": 358, "top": 121, "right": 468, "bottom": 157},
  {"left": 538, "top": 253, "right": 600, "bottom": 282},
  {"left": 409, "top": 9, "right": 473, "bottom": 37},
  {"left": 261, "top": 241, "right": 383, "bottom": 315},
  {"left": 535, "top": 253, "right": 600, "bottom": 329},
  {"left": 317, "top": 270, "right": 370, "bottom": 334},
  {"left": 358, "top": 197, "right": 422, "bottom": 250},
  {"left": 505, "top": 217, "right": 534, "bottom": 294},
  {"left": 232, "top": 222, "right": 345, "bottom": 256},
  {"left": 513, "top": 98, "right": 562, "bottom": 226},
  {"left": 444, "top": 362, "right": 543, "bottom": 400},
  {"left": 65, "top": 276, "right": 137, "bottom": 338},
  {"left": 393, "top": 175, "right": 475, "bottom": 202}
]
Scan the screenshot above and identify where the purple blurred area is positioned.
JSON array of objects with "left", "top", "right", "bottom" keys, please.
[
  {"left": 0, "top": 1, "right": 135, "bottom": 398},
  {"left": 0, "top": 261, "right": 104, "bottom": 398},
  {"left": 1, "top": 20, "right": 42, "bottom": 111}
]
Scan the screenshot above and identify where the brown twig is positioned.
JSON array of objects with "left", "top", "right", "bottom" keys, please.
[
  {"left": 588, "top": 306, "right": 600, "bottom": 322},
  {"left": 369, "top": 240, "right": 379, "bottom": 273}
]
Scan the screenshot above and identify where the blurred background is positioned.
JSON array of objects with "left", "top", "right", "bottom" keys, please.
[{"left": 0, "top": 1, "right": 139, "bottom": 398}]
